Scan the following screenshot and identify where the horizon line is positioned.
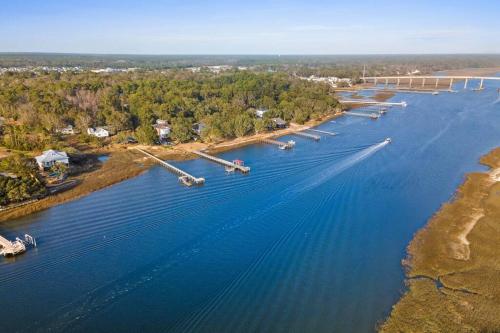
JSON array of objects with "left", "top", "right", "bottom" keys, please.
[{"left": 1, "top": 52, "right": 500, "bottom": 57}]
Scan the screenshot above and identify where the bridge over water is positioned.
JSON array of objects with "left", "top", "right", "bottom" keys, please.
[{"left": 362, "top": 76, "right": 500, "bottom": 90}]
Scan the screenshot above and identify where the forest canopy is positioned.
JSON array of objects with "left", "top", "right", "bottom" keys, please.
[{"left": 0, "top": 70, "right": 339, "bottom": 148}]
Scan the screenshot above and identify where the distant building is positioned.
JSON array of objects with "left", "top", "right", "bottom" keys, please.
[
  {"left": 87, "top": 127, "right": 109, "bottom": 138},
  {"left": 192, "top": 122, "right": 206, "bottom": 135},
  {"left": 271, "top": 118, "right": 287, "bottom": 129},
  {"left": 153, "top": 123, "right": 171, "bottom": 140},
  {"left": 205, "top": 65, "right": 233, "bottom": 74},
  {"left": 35, "top": 150, "right": 69, "bottom": 170},
  {"left": 299, "top": 75, "right": 352, "bottom": 88},
  {"left": 56, "top": 124, "right": 75, "bottom": 135},
  {"left": 156, "top": 119, "right": 169, "bottom": 126},
  {"left": 255, "top": 109, "right": 268, "bottom": 118}
]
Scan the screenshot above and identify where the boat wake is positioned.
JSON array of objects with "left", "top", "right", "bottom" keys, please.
[{"left": 286, "top": 139, "right": 390, "bottom": 196}]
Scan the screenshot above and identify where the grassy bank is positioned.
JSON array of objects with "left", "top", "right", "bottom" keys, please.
[
  {"left": 380, "top": 147, "right": 500, "bottom": 332},
  {"left": 0, "top": 149, "right": 150, "bottom": 222}
]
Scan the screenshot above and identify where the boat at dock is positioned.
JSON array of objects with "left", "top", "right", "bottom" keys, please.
[{"left": 0, "top": 234, "right": 36, "bottom": 257}]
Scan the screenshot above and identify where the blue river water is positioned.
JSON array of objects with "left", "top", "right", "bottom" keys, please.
[{"left": 1, "top": 79, "right": 500, "bottom": 332}]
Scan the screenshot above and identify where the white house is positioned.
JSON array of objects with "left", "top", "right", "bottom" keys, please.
[
  {"left": 153, "top": 123, "right": 171, "bottom": 140},
  {"left": 87, "top": 127, "right": 109, "bottom": 138},
  {"left": 255, "top": 109, "right": 268, "bottom": 118},
  {"left": 35, "top": 150, "right": 69, "bottom": 170}
]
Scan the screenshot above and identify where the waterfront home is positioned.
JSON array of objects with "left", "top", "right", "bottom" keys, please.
[
  {"left": 255, "top": 109, "right": 268, "bottom": 118},
  {"left": 153, "top": 123, "right": 171, "bottom": 140},
  {"left": 271, "top": 117, "right": 287, "bottom": 129},
  {"left": 56, "top": 124, "right": 75, "bottom": 135},
  {"left": 87, "top": 127, "right": 109, "bottom": 138},
  {"left": 35, "top": 149, "right": 69, "bottom": 170}
]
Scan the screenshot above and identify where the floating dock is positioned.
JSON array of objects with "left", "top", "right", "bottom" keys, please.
[
  {"left": 306, "top": 128, "right": 338, "bottom": 136},
  {"left": 135, "top": 148, "right": 205, "bottom": 185},
  {"left": 292, "top": 131, "right": 321, "bottom": 141},
  {"left": 191, "top": 150, "right": 250, "bottom": 173},
  {"left": 344, "top": 111, "right": 380, "bottom": 119},
  {"left": 261, "top": 138, "right": 295, "bottom": 150}
]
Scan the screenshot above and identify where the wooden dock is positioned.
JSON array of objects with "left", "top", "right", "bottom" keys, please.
[
  {"left": 191, "top": 150, "right": 250, "bottom": 173},
  {"left": 339, "top": 100, "right": 407, "bottom": 107},
  {"left": 261, "top": 138, "right": 295, "bottom": 149},
  {"left": 344, "top": 111, "right": 380, "bottom": 119},
  {"left": 0, "top": 235, "right": 26, "bottom": 256},
  {"left": 134, "top": 148, "right": 205, "bottom": 185},
  {"left": 306, "top": 128, "right": 338, "bottom": 136},
  {"left": 292, "top": 131, "right": 321, "bottom": 141}
]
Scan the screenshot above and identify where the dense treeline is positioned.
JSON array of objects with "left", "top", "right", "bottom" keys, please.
[
  {"left": 0, "top": 71, "right": 339, "bottom": 148},
  {"left": 0, "top": 154, "right": 47, "bottom": 206},
  {"left": 1, "top": 53, "right": 499, "bottom": 71}
]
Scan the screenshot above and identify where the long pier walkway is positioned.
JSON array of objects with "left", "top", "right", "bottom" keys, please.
[
  {"left": 306, "top": 128, "right": 338, "bottom": 136},
  {"left": 261, "top": 138, "right": 295, "bottom": 149},
  {"left": 191, "top": 150, "right": 250, "bottom": 173},
  {"left": 339, "top": 100, "right": 407, "bottom": 107},
  {"left": 344, "top": 111, "right": 380, "bottom": 119},
  {"left": 134, "top": 148, "right": 205, "bottom": 185},
  {"left": 292, "top": 131, "right": 321, "bottom": 141}
]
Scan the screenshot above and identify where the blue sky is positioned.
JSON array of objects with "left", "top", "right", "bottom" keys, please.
[{"left": 2, "top": 0, "right": 499, "bottom": 54}]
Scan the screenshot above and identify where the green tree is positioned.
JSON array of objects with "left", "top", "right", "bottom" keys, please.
[
  {"left": 171, "top": 117, "right": 193, "bottom": 143},
  {"left": 234, "top": 113, "right": 254, "bottom": 137},
  {"left": 135, "top": 125, "right": 158, "bottom": 145}
]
